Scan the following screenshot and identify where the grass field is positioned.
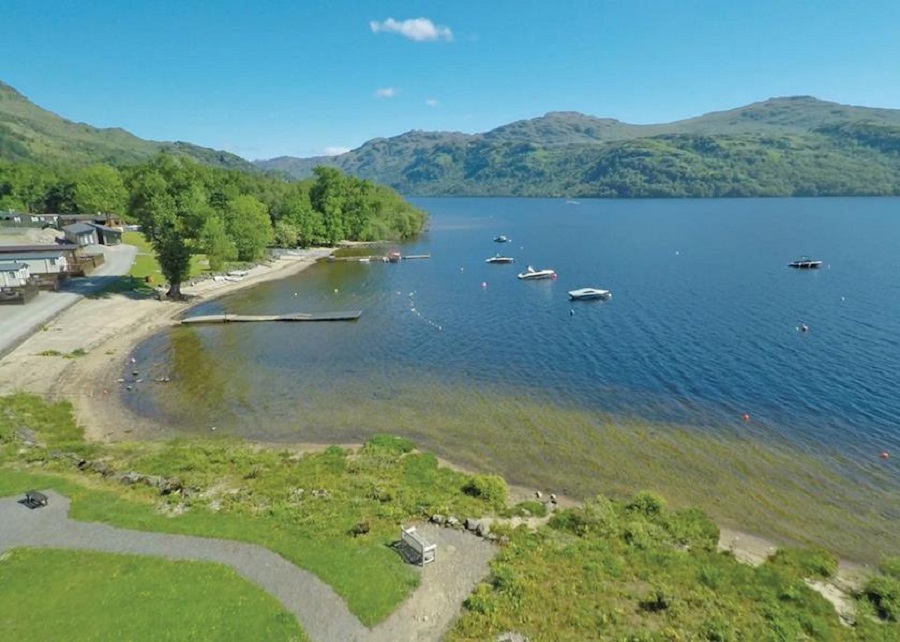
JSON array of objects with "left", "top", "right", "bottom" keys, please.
[
  {"left": 97, "top": 231, "right": 209, "bottom": 295},
  {"left": 0, "top": 548, "right": 306, "bottom": 642}
]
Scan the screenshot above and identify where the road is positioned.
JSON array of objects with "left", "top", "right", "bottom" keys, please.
[{"left": 0, "top": 244, "right": 137, "bottom": 358}]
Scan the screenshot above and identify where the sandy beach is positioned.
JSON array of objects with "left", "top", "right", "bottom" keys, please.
[
  {"left": 0, "top": 245, "right": 869, "bottom": 615},
  {"left": 0, "top": 249, "right": 332, "bottom": 441}
]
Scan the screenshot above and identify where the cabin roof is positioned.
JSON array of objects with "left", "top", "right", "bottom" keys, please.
[{"left": 63, "top": 222, "right": 96, "bottom": 234}]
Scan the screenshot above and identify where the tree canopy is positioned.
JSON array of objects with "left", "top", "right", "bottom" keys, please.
[{"left": 0, "top": 155, "right": 427, "bottom": 297}]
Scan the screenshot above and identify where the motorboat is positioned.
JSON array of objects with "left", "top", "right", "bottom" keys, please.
[
  {"left": 568, "top": 287, "right": 611, "bottom": 300},
  {"left": 493, "top": 235, "right": 510, "bottom": 243},
  {"left": 386, "top": 251, "right": 402, "bottom": 263},
  {"left": 485, "top": 255, "right": 515, "bottom": 264},
  {"left": 568, "top": 287, "right": 611, "bottom": 301},
  {"left": 517, "top": 265, "right": 556, "bottom": 280},
  {"left": 788, "top": 257, "right": 822, "bottom": 269}
]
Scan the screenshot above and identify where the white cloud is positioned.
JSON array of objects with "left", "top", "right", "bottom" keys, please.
[
  {"left": 374, "top": 87, "right": 396, "bottom": 98},
  {"left": 322, "top": 146, "right": 351, "bottom": 156},
  {"left": 369, "top": 17, "right": 453, "bottom": 42},
  {"left": 425, "top": 98, "right": 439, "bottom": 107}
]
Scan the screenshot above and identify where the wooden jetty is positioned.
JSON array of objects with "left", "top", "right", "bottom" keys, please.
[
  {"left": 181, "top": 310, "right": 362, "bottom": 325},
  {"left": 329, "top": 254, "right": 431, "bottom": 263}
]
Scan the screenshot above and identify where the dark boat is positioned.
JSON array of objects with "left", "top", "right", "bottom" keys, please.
[
  {"left": 493, "top": 235, "right": 510, "bottom": 243},
  {"left": 788, "top": 257, "right": 823, "bottom": 269}
]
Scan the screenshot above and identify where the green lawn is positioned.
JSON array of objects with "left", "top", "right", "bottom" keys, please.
[
  {"left": 0, "top": 548, "right": 306, "bottom": 642},
  {"left": 95, "top": 231, "right": 209, "bottom": 296}
]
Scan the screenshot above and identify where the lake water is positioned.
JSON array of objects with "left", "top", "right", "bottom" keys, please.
[{"left": 124, "top": 197, "right": 900, "bottom": 557}]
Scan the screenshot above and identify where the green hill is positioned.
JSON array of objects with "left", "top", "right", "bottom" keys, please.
[
  {"left": 0, "top": 81, "right": 256, "bottom": 171},
  {"left": 257, "top": 96, "right": 900, "bottom": 197}
]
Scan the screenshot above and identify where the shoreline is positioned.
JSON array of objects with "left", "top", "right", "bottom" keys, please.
[
  {"left": 0, "top": 245, "right": 872, "bottom": 602},
  {"left": 0, "top": 249, "right": 332, "bottom": 441}
]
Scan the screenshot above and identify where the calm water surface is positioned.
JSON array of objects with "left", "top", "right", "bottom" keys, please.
[{"left": 125, "top": 197, "right": 900, "bottom": 527}]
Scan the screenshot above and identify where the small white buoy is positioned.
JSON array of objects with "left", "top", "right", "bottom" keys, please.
[{"left": 334, "top": 288, "right": 339, "bottom": 293}]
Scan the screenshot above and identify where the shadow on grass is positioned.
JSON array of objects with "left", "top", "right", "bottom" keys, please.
[{"left": 79, "top": 275, "right": 158, "bottom": 300}]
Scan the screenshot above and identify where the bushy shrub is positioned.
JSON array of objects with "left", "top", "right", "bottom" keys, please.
[
  {"left": 548, "top": 495, "right": 619, "bottom": 538},
  {"left": 864, "top": 575, "right": 900, "bottom": 621},
  {"left": 463, "top": 582, "right": 497, "bottom": 614},
  {"left": 462, "top": 474, "right": 508, "bottom": 507},
  {"left": 627, "top": 491, "right": 665, "bottom": 518},
  {"left": 363, "top": 434, "right": 414, "bottom": 456},
  {"left": 767, "top": 547, "right": 838, "bottom": 580},
  {"left": 880, "top": 557, "right": 900, "bottom": 579},
  {"left": 664, "top": 507, "right": 720, "bottom": 552}
]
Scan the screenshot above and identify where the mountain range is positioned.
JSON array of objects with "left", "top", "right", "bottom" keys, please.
[{"left": 3, "top": 79, "right": 900, "bottom": 197}]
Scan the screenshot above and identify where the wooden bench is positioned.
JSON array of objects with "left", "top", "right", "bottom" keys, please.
[
  {"left": 24, "top": 490, "right": 49, "bottom": 508},
  {"left": 400, "top": 526, "right": 436, "bottom": 566}
]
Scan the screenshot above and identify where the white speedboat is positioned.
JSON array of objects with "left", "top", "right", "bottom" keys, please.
[
  {"left": 517, "top": 266, "right": 556, "bottom": 280},
  {"left": 568, "top": 287, "right": 611, "bottom": 300},
  {"left": 486, "top": 255, "right": 515, "bottom": 264},
  {"left": 493, "top": 235, "right": 510, "bottom": 243}
]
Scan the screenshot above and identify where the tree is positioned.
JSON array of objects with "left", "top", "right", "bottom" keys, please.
[
  {"left": 272, "top": 219, "right": 299, "bottom": 248},
  {"left": 200, "top": 214, "right": 236, "bottom": 271},
  {"left": 224, "top": 194, "right": 273, "bottom": 262},
  {"left": 73, "top": 164, "right": 127, "bottom": 215},
  {"left": 127, "top": 156, "right": 209, "bottom": 298}
]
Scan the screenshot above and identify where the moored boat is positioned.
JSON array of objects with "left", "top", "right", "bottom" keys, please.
[
  {"left": 517, "top": 265, "right": 556, "bottom": 280},
  {"left": 486, "top": 255, "right": 515, "bottom": 264},
  {"left": 788, "top": 257, "right": 822, "bottom": 269},
  {"left": 493, "top": 235, "right": 510, "bottom": 243},
  {"left": 568, "top": 287, "right": 611, "bottom": 300}
]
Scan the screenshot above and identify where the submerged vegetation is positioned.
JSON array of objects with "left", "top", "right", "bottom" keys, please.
[{"left": 1, "top": 393, "right": 899, "bottom": 640}]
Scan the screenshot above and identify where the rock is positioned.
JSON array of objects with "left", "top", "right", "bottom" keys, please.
[
  {"left": 446, "top": 516, "right": 460, "bottom": 529},
  {"left": 349, "top": 521, "right": 370, "bottom": 537},
  {"left": 521, "top": 508, "right": 531, "bottom": 517},
  {"left": 476, "top": 521, "right": 489, "bottom": 537},
  {"left": 496, "top": 633, "right": 529, "bottom": 642},
  {"left": 465, "top": 518, "right": 479, "bottom": 532},
  {"left": 534, "top": 490, "right": 542, "bottom": 499},
  {"left": 485, "top": 532, "right": 499, "bottom": 542},
  {"left": 14, "top": 428, "right": 38, "bottom": 446},
  {"left": 430, "top": 514, "right": 445, "bottom": 525},
  {"left": 499, "top": 535, "right": 510, "bottom": 545},
  {"left": 157, "top": 477, "right": 184, "bottom": 495},
  {"left": 549, "top": 493, "right": 558, "bottom": 503},
  {"left": 118, "top": 471, "right": 143, "bottom": 485},
  {"left": 87, "top": 460, "right": 113, "bottom": 476}
]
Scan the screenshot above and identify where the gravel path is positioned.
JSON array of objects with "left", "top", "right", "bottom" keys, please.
[{"left": 0, "top": 491, "right": 496, "bottom": 642}]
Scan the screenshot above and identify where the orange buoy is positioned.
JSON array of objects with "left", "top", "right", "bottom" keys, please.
[
  {"left": 880, "top": 451, "right": 890, "bottom": 459},
  {"left": 741, "top": 413, "right": 750, "bottom": 421}
]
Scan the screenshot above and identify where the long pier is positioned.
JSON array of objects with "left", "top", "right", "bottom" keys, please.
[{"left": 181, "top": 310, "right": 362, "bottom": 324}]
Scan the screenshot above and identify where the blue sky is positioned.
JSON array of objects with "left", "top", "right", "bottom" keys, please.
[{"left": 2, "top": 1, "right": 900, "bottom": 160}]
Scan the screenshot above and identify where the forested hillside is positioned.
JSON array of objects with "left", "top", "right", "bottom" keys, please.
[{"left": 258, "top": 97, "right": 900, "bottom": 197}]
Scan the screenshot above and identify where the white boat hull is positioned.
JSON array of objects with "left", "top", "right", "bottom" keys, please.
[{"left": 568, "top": 288, "right": 611, "bottom": 300}]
